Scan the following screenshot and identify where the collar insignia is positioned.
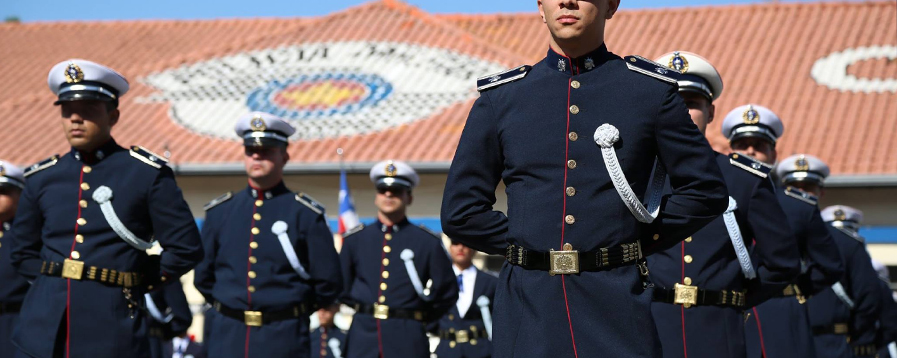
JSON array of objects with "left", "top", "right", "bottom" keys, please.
[{"left": 64, "top": 63, "right": 85, "bottom": 84}]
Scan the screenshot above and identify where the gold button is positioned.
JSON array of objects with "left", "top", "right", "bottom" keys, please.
[
  {"left": 450, "top": 341, "right": 457, "bottom": 348},
  {"left": 255, "top": 200, "right": 263, "bottom": 207},
  {"left": 684, "top": 236, "right": 693, "bottom": 243},
  {"left": 75, "top": 234, "right": 84, "bottom": 244},
  {"left": 652, "top": 234, "right": 660, "bottom": 241},
  {"left": 250, "top": 242, "right": 258, "bottom": 249},
  {"left": 249, "top": 256, "right": 257, "bottom": 264},
  {"left": 161, "top": 276, "right": 167, "bottom": 282},
  {"left": 383, "top": 245, "right": 391, "bottom": 253},
  {"left": 0, "top": 232, "right": 4, "bottom": 239},
  {"left": 248, "top": 271, "right": 257, "bottom": 279},
  {"left": 385, "top": 233, "right": 393, "bottom": 241},
  {"left": 571, "top": 80, "right": 580, "bottom": 89},
  {"left": 77, "top": 218, "right": 87, "bottom": 226},
  {"left": 251, "top": 227, "right": 260, "bottom": 235},
  {"left": 380, "top": 283, "right": 388, "bottom": 290},
  {"left": 382, "top": 258, "right": 390, "bottom": 266},
  {"left": 448, "top": 314, "right": 454, "bottom": 321},
  {"left": 79, "top": 200, "right": 88, "bottom": 208},
  {"left": 0, "top": 243, "right": 2, "bottom": 248},
  {"left": 684, "top": 255, "right": 693, "bottom": 263},
  {"left": 382, "top": 271, "right": 389, "bottom": 279},
  {"left": 71, "top": 251, "right": 81, "bottom": 260},
  {"left": 379, "top": 295, "right": 386, "bottom": 303},
  {"left": 567, "top": 160, "right": 577, "bottom": 169},
  {"left": 568, "top": 132, "right": 578, "bottom": 141},
  {"left": 253, "top": 213, "right": 261, "bottom": 220},
  {"left": 248, "top": 286, "right": 256, "bottom": 293},
  {"left": 683, "top": 277, "right": 693, "bottom": 285},
  {"left": 566, "top": 187, "right": 576, "bottom": 196},
  {"left": 82, "top": 166, "right": 92, "bottom": 174},
  {"left": 569, "top": 105, "right": 580, "bottom": 114},
  {"left": 732, "top": 154, "right": 739, "bottom": 159},
  {"left": 80, "top": 182, "right": 90, "bottom": 191},
  {"left": 565, "top": 215, "right": 575, "bottom": 225},
  {"left": 471, "top": 339, "right": 478, "bottom": 346}
]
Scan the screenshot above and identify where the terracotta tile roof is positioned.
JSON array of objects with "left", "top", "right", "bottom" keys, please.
[{"left": 0, "top": 1, "right": 894, "bottom": 178}]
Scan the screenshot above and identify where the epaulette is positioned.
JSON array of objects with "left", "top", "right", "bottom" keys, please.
[
  {"left": 623, "top": 55, "right": 679, "bottom": 84},
  {"left": 419, "top": 225, "right": 442, "bottom": 239},
  {"left": 834, "top": 227, "right": 865, "bottom": 244},
  {"left": 203, "top": 192, "right": 233, "bottom": 211},
  {"left": 477, "top": 65, "right": 531, "bottom": 92},
  {"left": 342, "top": 224, "right": 365, "bottom": 238},
  {"left": 24, "top": 154, "right": 59, "bottom": 178},
  {"left": 784, "top": 186, "right": 818, "bottom": 206},
  {"left": 295, "top": 192, "right": 325, "bottom": 215},
  {"left": 129, "top": 146, "right": 169, "bottom": 169},
  {"left": 729, "top": 153, "right": 772, "bottom": 178}
]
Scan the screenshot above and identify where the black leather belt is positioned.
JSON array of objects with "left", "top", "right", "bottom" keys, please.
[
  {"left": 812, "top": 323, "right": 849, "bottom": 335},
  {"left": 40, "top": 260, "right": 143, "bottom": 288},
  {"left": 505, "top": 242, "right": 645, "bottom": 275},
  {"left": 353, "top": 303, "right": 427, "bottom": 321},
  {"left": 438, "top": 328, "right": 488, "bottom": 343},
  {"left": 0, "top": 302, "right": 22, "bottom": 315},
  {"left": 779, "top": 284, "right": 808, "bottom": 304},
  {"left": 653, "top": 285, "right": 746, "bottom": 308},
  {"left": 853, "top": 343, "right": 877, "bottom": 357},
  {"left": 214, "top": 301, "right": 314, "bottom": 327}
]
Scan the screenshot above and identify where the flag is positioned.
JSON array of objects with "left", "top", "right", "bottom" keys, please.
[{"left": 338, "top": 168, "right": 360, "bottom": 235}]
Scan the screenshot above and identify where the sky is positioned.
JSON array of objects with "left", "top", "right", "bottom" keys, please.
[{"left": 4, "top": 0, "right": 851, "bottom": 22}]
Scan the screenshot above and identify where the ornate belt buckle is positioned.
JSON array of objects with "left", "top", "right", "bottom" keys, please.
[
  {"left": 674, "top": 283, "right": 698, "bottom": 308},
  {"left": 62, "top": 259, "right": 84, "bottom": 280},
  {"left": 834, "top": 323, "right": 849, "bottom": 334},
  {"left": 373, "top": 304, "right": 389, "bottom": 320},
  {"left": 244, "top": 311, "right": 263, "bottom": 327},
  {"left": 549, "top": 243, "right": 579, "bottom": 276},
  {"left": 455, "top": 330, "right": 470, "bottom": 343}
]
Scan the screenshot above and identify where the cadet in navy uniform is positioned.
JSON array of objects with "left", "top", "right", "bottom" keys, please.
[
  {"left": 808, "top": 205, "right": 883, "bottom": 358},
  {"left": 440, "top": 1, "right": 729, "bottom": 356},
  {"left": 646, "top": 52, "right": 799, "bottom": 358},
  {"left": 0, "top": 161, "right": 27, "bottom": 357},
  {"left": 433, "top": 241, "right": 498, "bottom": 358},
  {"left": 340, "top": 160, "right": 458, "bottom": 358},
  {"left": 8, "top": 59, "right": 204, "bottom": 358},
  {"left": 871, "top": 259, "right": 897, "bottom": 358},
  {"left": 146, "top": 281, "right": 194, "bottom": 358},
  {"left": 310, "top": 304, "right": 347, "bottom": 358},
  {"left": 723, "top": 106, "right": 844, "bottom": 358},
  {"left": 193, "top": 112, "right": 342, "bottom": 358}
]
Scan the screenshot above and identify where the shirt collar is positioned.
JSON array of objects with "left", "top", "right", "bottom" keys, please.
[
  {"left": 246, "top": 181, "right": 290, "bottom": 199},
  {"left": 546, "top": 43, "right": 612, "bottom": 75},
  {"left": 71, "top": 138, "right": 121, "bottom": 164},
  {"left": 378, "top": 217, "right": 410, "bottom": 233},
  {"left": 453, "top": 265, "right": 477, "bottom": 276}
]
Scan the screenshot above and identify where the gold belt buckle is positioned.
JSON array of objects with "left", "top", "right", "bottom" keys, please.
[
  {"left": 834, "top": 323, "right": 849, "bottom": 335},
  {"left": 455, "top": 330, "right": 470, "bottom": 343},
  {"left": 549, "top": 243, "right": 580, "bottom": 276},
  {"left": 674, "top": 283, "right": 698, "bottom": 308},
  {"left": 373, "top": 304, "right": 389, "bottom": 320},
  {"left": 244, "top": 311, "right": 263, "bottom": 327},
  {"left": 62, "top": 259, "right": 84, "bottom": 280}
]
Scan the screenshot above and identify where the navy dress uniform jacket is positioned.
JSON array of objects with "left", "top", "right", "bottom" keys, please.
[
  {"left": 745, "top": 188, "right": 844, "bottom": 358},
  {"left": 441, "top": 45, "right": 728, "bottom": 358},
  {"left": 193, "top": 182, "right": 342, "bottom": 358},
  {"left": 875, "top": 279, "right": 897, "bottom": 358},
  {"left": 649, "top": 152, "right": 799, "bottom": 358},
  {"left": 9, "top": 140, "right": 203, "bottom": 358},
  {"left": 310, "top": 325, "right": 347, "bottom": 358},
  {"left": 147, "top": 282, "right": 194, "bottom": 358},
  {"left": 433, "top": 268, "right": 497, "bottom": 358},
  {"left": 339, "top": 220, "right": 458, "bottom": 358},
  {"left": 1, "top": 219, "right": 30, "bottom": 357}
]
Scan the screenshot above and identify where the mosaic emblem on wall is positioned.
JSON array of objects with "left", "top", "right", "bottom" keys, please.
[
  {"left": 811, "top": 45, "right": 897, "bottom": 93},
  {"left": 140, "top": 41, "right": 505, "bottom": 140}
]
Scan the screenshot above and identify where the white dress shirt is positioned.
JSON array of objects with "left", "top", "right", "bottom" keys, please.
[{"left": 453, "top": 265, "right": 478, "bottom": 317}]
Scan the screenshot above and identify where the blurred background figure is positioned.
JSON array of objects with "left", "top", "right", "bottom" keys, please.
[
  {"left": 0, "top": 160, "right": 26, "bottom": 357},
  {"left": 310, "top": 304, "right": 347, "bottom": 358}
]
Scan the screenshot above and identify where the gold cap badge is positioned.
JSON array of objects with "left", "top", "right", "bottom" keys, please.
[
  {"left": 742, "top": 105, "right": 760, "bottom": 125},
  {"left": 669, "top": 51, "right": 689, "bottom": 73},
  {"left": 385, "top": 161, "right": 397, "bottom": 177},
  {"left": 250, "top": 115, "right": 267, "bottom": 132},
  {"left": 834, "top": 209, "right": 847, "bottom": 221},
  {"left": 795, "top": 155, "right": 809, "bottom": 171},
  {"left": 64, "top": 63, "right": 84, "bottom": 84}
]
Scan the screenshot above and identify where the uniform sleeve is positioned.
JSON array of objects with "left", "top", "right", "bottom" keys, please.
[
  {"left": 876, "top": 279, "right": 897, "bottom": 346},
  {"left": 743, "top": 177, "right": 801, "bottom": 306},
  {"left": 193, "top": 211, "right": 219, "bottom": 302},
  {"left": 338, "top": 236, "right": 356, "bottom": 304},
  {"left": 9, "top": 178, "right": 45, "bottom": 280},
  {"left": 160, "top": 282, "right": 194, "bottom": 336},
  {"left": 797, "top": 208, "right": 844, "bottom": 295},
  {"left": 149, "top": 167, "right": 203, "bottom": 278},
  {"left": 644, "top": 87, "right": 728, "bottom": 253},
  {"left": 845, "top": 240, "right": 882, "bottom": 346},
  {"left": 441, "top": 93, "right": 509, "bottom": 255},
  {"left": 424, "top": 239, "right": 459, "bottom": 320},
  {"left": 302, "top": 210, "right": 342, "bottom": 308}
]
